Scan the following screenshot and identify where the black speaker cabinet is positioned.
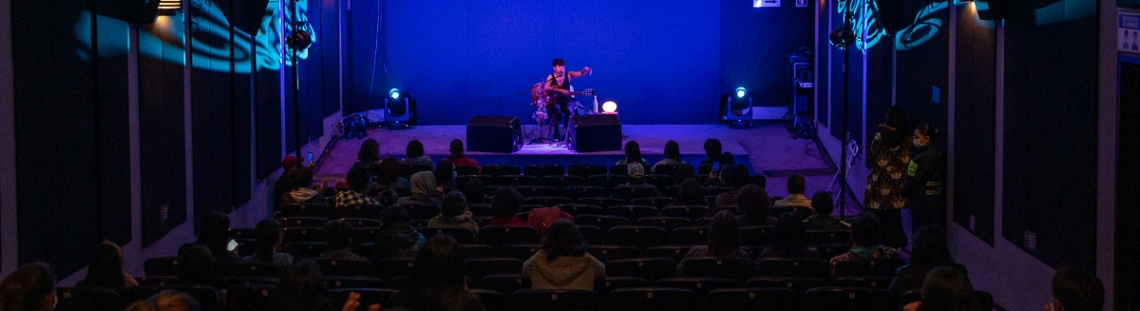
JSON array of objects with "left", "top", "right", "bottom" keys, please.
[
  {"left": 568, "top": 114, "right": 621, "bottom": 152},
  {"left": 467, "top": 115, "right": 521, "bottom": 153}
]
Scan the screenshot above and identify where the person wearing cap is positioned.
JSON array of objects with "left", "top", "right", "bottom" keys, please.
[
  {"left": 273, "top": 155, "right": 301, "bottom": 211},
  {"left": 621, "top": 163, "right": 661, "bottom": 197}
]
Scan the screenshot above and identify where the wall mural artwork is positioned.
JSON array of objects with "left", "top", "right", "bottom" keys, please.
[
  {"left": 839, "top": 0, "right": 999, "bottom": 53},
  {"left": 71, "top": 0, "right": 310, "bottom": 73}
]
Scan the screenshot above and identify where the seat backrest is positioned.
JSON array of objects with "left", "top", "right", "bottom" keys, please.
[
  {"left": 806, "top": 229, "right": 852, "bottom": 245},
  {"left": 217, "top": 262, "right": 286, "bottom": 278},
  {"left": 629, "top": 196, "right": 676, "bottom": 208},
  {"left": 478, "top": 226, "right": 540, "bottom": 247},
  {"left": 497, "top": 174, "right": 541, "bottom": 187},
  {"left": 457, "top": 243, "right": 495, "bottom": 259},
  {"left": 455, "top": 165, "right": 480, "bottom": 176},
  {"left": 739, "top": 226, "right": 775, "bottom": 246},
  {"left": 585, "top": 245, "right": 643, "bottom": 264},
  {"left": 557, "top": 203, "right": 605, "bottom": 216},
  {"left": 576, "top": 225, "right": 605, "bottom": 245},
  {"left": 755, "top": 258, "right": 830, "bottom": 279},
  {"left": 224, "top": 284, "right": 274, "bottom": 311},
  {"left": 609, "top": 164, "right": 629, "bottom": 175},
  {"left": 833, "top": 257, "right": 906, "bottom": 277},
  {"left": 336, "top": 204, "right": 384, "bottom": 219},
  {"left": 644, "top": 246, "right": 694, "bottom": 263},
  {"left": 611, "top": 185, "right": 659, "bottom": 200},
  {"left": 660, "top": 205, "right": 713, "bottom": 221},
  {"left": 635, "top": 216, "right": 691, "bottom": 231},
  {"left": 605, "top": 205, "right": 660, "bottom": 222},
  {"left": 315, "top": 258, "right": 378, "bottom": 278},
  {"left": 465, "top": 258, "right": 525, "bottom": 280},
  {"left": 594, "top": 276, "right": 650, "bottom": 298},
  {"left": 401, "top": 204, "right": 441, "bottom": 221},
  {"left": 707, "top": 287, "right": 798, "bottom": 311},
  {"left": 568, "top": 164, "right": 607, "bottom": 179},
  {"left": 326, "top": 276, "right": 387, "bottom": 289},
  {"left": 605, "top": 258, "right": 677, "bottom": 282},
  {"left": 524, "top": 164, "right": 565, "bottom": 177},
  {"left": 605, "top": 226, "right": 668, "bottom": 249},
  {"left": 803, "top": 286, "right": 897, "bottom": 311},
  {"left": 481, "top": 165, "right": 520, "bottom": 177},
  {"left": 573, "top": 214, "right": 630, "bottom": 232},
  {"left": 603, "top": 287, "right": 699, "bottom": 311},
  {"left": 746, "top": 276, "right": 827, "bottom": 295},
  {"left": 831, "top": 276, "right": 894, "bottom": 290},
  {"left": 576, "top": 196, "right": 625, "bottom": 208},
  {"left": 374, "top": 258, "right": 415, "bottom": 281},
  {"left": 277, "top": 217, "right": 330, "bottom": 228},
  {"left": 654, "top": 277, "right": 740, "bottom": 300},
  {"left": 476, "top": 274, "right": 532, "bottom": 297},
  {"left": 677, "top": 257, "right": 757, "bottom": 281},
  {"left": 56, "top": 287, "right": 123, "bottom": 311},
  {"left": 524, "top": 196, "right": 573, "bottom": 207},
  {"left": 588, "top": 174, "right": 628, "bottom": 189},
  {"left": 144, "top": 256, "right": 181, "bottom": 277},
  {"left": 667, "top": 226, "right": 710, "bottom": 246},
  {"left": 543, "top": 175, "right": 586, "bottom": 189},
  {"left": 515, "top": 185, "right": 560, "bottom": 198},
  {"left": 497, "top": 244, "right": 543, "bottom": 261},
  {"left": 282, "top": 226, "right": 326, "bottom": 244},
  {"left": 510, "top": 289, "right": 600, "bottom": 311}
]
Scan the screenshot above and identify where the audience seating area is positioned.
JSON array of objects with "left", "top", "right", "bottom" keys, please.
[{"left": 83, "top": 163, "right": 977, "bottom": 311}]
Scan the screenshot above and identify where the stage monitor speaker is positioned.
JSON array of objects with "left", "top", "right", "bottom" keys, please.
[
  {"left": 467, "top": 115, "right": 522, "bottom": 153},
  {"left": 97, "top": 0, "right": 160, "bottom": 24},
  {"left": 975, "top": 0, "right": 1011, "bottom": 20},
  {"left": 568, "top": 114, "right": 621, "bottom": 152}
]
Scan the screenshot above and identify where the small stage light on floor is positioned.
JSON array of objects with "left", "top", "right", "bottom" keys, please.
[
  {"left": 385, "top": 88, "right": 415, "bottom": 130},
  {"left": 722, "top": 87, "right": 752, "bottom": 128},
  {"left": 602, "top": 100, "right": 618, "bottom": 114}
]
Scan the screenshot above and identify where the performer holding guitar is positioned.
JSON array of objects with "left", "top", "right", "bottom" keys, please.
[{"left": 544, "top": 58, "right": 591, "bottom": 141}]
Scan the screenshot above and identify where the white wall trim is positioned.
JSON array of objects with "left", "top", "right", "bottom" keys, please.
[{"left": 0, "top": 0, "right": 18, "bottom": 276}]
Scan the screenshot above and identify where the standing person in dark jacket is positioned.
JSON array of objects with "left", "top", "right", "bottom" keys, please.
[
  {"left": 902, "top": 124, "right": 945, "bottom": 234},
  {"left": 865, "top": 106, "right": 914, "bottom": 248}
]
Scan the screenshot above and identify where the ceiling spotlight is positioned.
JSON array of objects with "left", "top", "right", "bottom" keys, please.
[{"left": 157, "top": 0, "right": 180, "bottom": 15}]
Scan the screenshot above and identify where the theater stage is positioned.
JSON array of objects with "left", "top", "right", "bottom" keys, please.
[{"left": 315, "top": 123, "right": 834, "bottom": 183}]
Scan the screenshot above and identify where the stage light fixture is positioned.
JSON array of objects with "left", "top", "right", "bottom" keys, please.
[
  {"left": 602, "top": 100, "right": 618, "bottom": 113},
  {"left": 721, "top": 93, "right": 752, "bottom": 128},
  {"left": 389, "top": 88, "right": 402, "bottom": 100},
  {"left": 385, "top": 89, "right": 413, "bottom": 130},
  {"left": 157, "top": 0, "right": 180, "bottom": 15},
  {"left": 735, "top": 87, "right": 747, "bottom": 98}
]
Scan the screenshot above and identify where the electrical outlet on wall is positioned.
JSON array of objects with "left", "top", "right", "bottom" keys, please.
[{"left": 1024, "top": 230, "right": 1037, "bottom": 252}]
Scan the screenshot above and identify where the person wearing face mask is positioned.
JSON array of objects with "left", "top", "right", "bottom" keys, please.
[
  {"left": 864, "top": 106, "right": 913, "bottom": 248},
  {"left": 901, "top": 123, "right": 945, "bottom": 234}
]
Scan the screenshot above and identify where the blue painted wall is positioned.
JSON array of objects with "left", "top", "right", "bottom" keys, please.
[{"left": 348, "top": 0, "right": 813, "bottom": 125}]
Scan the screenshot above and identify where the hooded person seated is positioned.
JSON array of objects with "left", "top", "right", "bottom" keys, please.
[
  {"left": 281, "top": 167, "right": 328, "bottom": 206},
  {"left": 522, "top": 220, "right": 605, "bottom": 291},
  {"left": 397, "top": 171, "right": 443, "bottom": 208}
]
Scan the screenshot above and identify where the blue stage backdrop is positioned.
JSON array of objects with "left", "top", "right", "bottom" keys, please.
[{"left": 345, "top": 0, "right": 814, "bottom": 125}]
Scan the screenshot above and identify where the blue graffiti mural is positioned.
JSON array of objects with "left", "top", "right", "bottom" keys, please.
[{"left": 73, "top": 0, "right": 312, "bottom": 73}]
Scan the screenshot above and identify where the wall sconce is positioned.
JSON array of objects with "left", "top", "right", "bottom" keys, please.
[{"left": 157, "top": 0, "right": 180, "bottom": 16}]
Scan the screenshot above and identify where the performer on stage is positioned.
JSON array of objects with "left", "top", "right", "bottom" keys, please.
[{"left": 544, "top": 58, "right": 591, "bottom": 141}]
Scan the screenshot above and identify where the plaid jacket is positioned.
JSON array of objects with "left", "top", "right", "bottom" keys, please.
[{"left": 335, "top": 190, "right": 380, "bottom": 208}]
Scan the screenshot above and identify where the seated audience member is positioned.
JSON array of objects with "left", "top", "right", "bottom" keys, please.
[
  {"left": 673, "top": 163, "right": 698, "bottom": 185},
  {"left": 734, "top": 185, "right": 777, "bottom": 227},
  {"left": 242, "top": 218, "right": 294, "bottom": 265},
  {"left": 77, "top": 241, "right": 139, "bottom": 289},
  {"left": 527, "top": 206, "right": 574, "bottom": 238},
  {"left": 374, "top": 206, "right": 426, "bottom": 260},
  {"left": 335, "top": 164, "right": 381, "bottom": 209},
  {"left": 176, "top": 244, "right": 217, "bottom": 286},
  {"left": 758, "top": 212, "right": 820, "bottom": 259},
  {"left": 615, "top": 140, "right": 652, "bottom": 169},
  {"left": 705, "top": 152, "right": 738, "bottom": 187},
  {"left": 774, "top": 174, "right": 812, "bottom": 211},
  {"left": 446, "top": 139, "right": 480, "bottom": 172},
  {"left": 700, "top": 138, "right": 722, "bottom": 167},
  {"left": 357, "top": 139, "right": 382, "bottom": 165},
  {"left": 271, "top": 260, "right": 336, "bottom": 311},
  {"left": 652, "top": 140, "right": 687, "bottom": 173},
  {"left": 675, "top": 178, "right": 706, "bottom": 205},
  {"left": 1047, "top": 267, "right": 1105, "bottom": 311},
  {"left": 829, "top": 213, "right": 899, "bottom": 273},
  {"left": 389, "top": 234, "right": 484, "bottom": 311},
  {"left": 621, "top": 163, "right": 661, "bottom": 197},
  {"left": 123, "top": 290, "right": 201, "bottom": 311},
  {"left": 374, "top": 157, "right": 412, "bottom": 190},
  {"left": 0, "top": 262, "right": 57, "bottom": 311},
  {"left": 436, "top": 160, "right": 459, "bottom": 190},
  {"left": 428, "top": 191, "right": 480, "bottom": 237},
  {"left": 273, "top": 155, "right": 301, "bottom": 211},
  {"left": 195, "top": 212, "right": 241, "bottom": 264},
  {"left": 804, "top": 191, "right": 848, "bottom": 229},
  {"left": 397, "top": 171, "right": 443, "bottom": 208},
  {"left": 890, "top": 226, "right": 963, "bottom": 296},
  {"left": 489, "top": 187, "right": 530, "bottom": 227},
  {"left": 401, "top": 139, "right": 435, "bottom": 169},
  {"left": 678, "top": 210, "right": 750, "bottom": 274},
  {"left": 280, "top": 167, "right": 328, "bottom": 206},
  {"left": 715, "top": 164, "right": 753, "bottom": 207},
  {"left": 523, "top": 220, "right": 605, "bottom": 291},
  {"left": 903, "top": 267, "right": 980, "bottom": 311},
  {"left": 320, "top": 220, "right": 368, "bottom": 261},
  {"left": 461, "top": 178, "right": 489, "bottom": 205}
]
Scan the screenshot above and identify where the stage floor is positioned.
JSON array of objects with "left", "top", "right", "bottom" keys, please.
[{"left": 317, "top": 123, "right": 833, "bottom": 179}]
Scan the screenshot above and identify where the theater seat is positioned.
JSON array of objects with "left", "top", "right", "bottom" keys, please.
[
  {"left": 707, "top": 287, "right": 798, "bottom": 311},
  {"left": 603, "top": 287, "right": 699, "bottom": 311},
  {"left": 510, "top": 289, "right": 600, "bottom": 311}
]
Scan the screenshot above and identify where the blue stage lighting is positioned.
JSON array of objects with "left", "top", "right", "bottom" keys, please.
[
  {"left": 389, "top": 88, "right": 401, "bottom": 100},
  {"left": 735, "top": 87, "right": 747, "bottom": 98}
]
